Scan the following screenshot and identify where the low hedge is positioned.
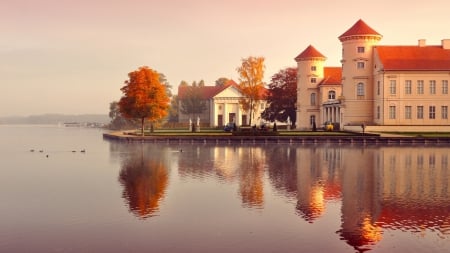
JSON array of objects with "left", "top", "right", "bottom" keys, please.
[{"left": 232, "top": 131, "right": 280, "bottom": 136}]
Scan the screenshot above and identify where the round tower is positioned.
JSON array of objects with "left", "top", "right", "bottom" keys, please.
[
  {"left": 295, "top": 45, "right": 326, "bottom": 130},
  {"left": 339, "top": 19, "right": 382, "bottom": 126}
]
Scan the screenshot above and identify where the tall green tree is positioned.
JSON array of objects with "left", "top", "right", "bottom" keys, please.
[
  {"left": 178, "top": 84, "right": 207, "bottom": 118},
  {"left": 261, "top": 67, "right": 297, "bottom": 126},
  {"left": 118, "top": 66, "right": 170, "bottom": 136},
  {"left": 167, "top": 95, "right": 179, "bottom": 123},
  {"left": 179, "top": 80, "right": 189, "bottom": 87},
  {"left": 236, "top": 56, "right": 265, "bottom": 125},
  {"left": 108, "top": 101, "right": 139, "bottom": 130},
  {"left": 159, "top": 73, "right": 173, "bottom": 98},
  {"left": 215, "top": 77, "right": 230, "bottom": 87}
]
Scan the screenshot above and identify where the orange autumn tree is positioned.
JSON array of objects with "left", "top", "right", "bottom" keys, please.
[
  {"left": 119, "top": 66, "right": 170, "bottom": 136},
  {"left": 236, "top": 56, "right": 265, "bottom": 126}
]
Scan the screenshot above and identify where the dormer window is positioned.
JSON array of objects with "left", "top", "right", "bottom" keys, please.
[{"left": 328, "top": 91, "right": 336, "bottom": 100}]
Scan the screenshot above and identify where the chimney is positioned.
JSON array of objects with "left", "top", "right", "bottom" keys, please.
[
  {"left": 442, "top": 39, "right": 450, "bottom": 49},
  {"left": 418, "top": 39, "right": 426, "bottom": 47}
]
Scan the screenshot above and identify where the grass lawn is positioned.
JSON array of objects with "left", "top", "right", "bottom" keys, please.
[
  {"left": 378, "top": 132, "right": 450, "bottom": 137},
  {"left": 126, "top": 129, "right": 357, "bottom": 137}
]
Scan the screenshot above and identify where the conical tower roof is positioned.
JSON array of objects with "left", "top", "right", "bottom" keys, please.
[
  {"left": 294, "top": 45, "right": 326, "bottom": 61},
  {"left": 338, "top": 19, "right": 382, "bottom": 42}
]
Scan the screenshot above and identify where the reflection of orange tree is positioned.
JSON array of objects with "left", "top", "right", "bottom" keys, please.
[
  {"left": 239, "top": 148, "right": 265, "bottom": 208},
  {"left": 118, "top": 146, "right": 169, "bottom": 219}
]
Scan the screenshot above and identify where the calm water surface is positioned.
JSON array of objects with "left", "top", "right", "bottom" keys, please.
[{"left": 0, "top": 125, "right": 449, "bottom": 253}]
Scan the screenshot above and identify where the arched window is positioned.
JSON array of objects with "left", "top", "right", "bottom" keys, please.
[
  {"left": 310, "top": 93, "right": 316, "bottom": 105},
  {"left": 328, "top": 90, "right": 336, "bottom": 100},
  {"left": 357, "top": 83, "right": 365, "bottom": 96}
]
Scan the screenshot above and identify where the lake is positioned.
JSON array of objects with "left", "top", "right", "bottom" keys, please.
[{"left": 0, "top": 125, "right": 449, "bottom": 253}]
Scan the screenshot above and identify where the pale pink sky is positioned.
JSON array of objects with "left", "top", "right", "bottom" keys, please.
[{"left": 1, "top": 0, "right": 449, "bottom": 116}]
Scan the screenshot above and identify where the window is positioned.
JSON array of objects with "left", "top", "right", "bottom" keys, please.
[
  {"left": 405, "top": 80, "right": 412, "bottom": 94},
  {"left": 260, "top": 103, "right": 265, "bottom": 110},
  {"left": 377, "top": 81, "right": 380, "bottom": 95},
  {"left": 429, "top": 106, "right": 436, "bottom": 119},
  {"left": 357, "top": 62, "right": 365, "bottom": 69},
  {"left": 357, "top": 46, "right": 365, "bottom": 53},
  {"left": 417, "top": 80, "right": 424, "bottom": 94},
  {"left": 376, "top": 106, "right": 380, "bottom": 119},
  {"left": 310, "top": 93, "right": 316, "bottom": 105},
  {"left": 389, "top": 106, "right": 396, "bottom": 119},
  {"left": 311, "top": 66, "right": 317, "bottom": 71},
  {"left": 389, "top": 80, "right": 396, "bottom": 94},
  {"left": 357, "top": 82, "right": 365, "bottom": 96},
  {"left": 405, "top": 106, "right": 412, "bottom": 119},
  {"left": 443, "top": 80, "right": 448, "bottom": 94},
  {"left": 417, "top": 106, "right": 424, "bottom": 119},
  {"left": 311, "top": 78, "right": 316, "bottom": 83},
  {"left": 310, "top": 115, "right": 316, "bottom": 126},
  {"left": 430, "top": 80, "right": 436, "bottom": 94},
  {"left": 328, "top": 90, "right": 336, "bottom": 100},
  {"left": 442, "top": 106, "right": 448, "bottom": 119}
]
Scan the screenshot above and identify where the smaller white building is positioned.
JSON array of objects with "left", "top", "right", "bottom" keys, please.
[{"left": 178, "top": 81, "right": 268, "bottom": 127}]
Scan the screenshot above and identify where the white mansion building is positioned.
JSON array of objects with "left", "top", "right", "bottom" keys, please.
[{"left": 295, "top": 19, "right": 450, "bottom": 131}]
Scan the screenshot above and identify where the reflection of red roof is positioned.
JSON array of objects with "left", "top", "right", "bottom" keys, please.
[
  {"left": 376, "top": 46, "right": 450, "bottom": 70},
  {"left": 295, "top": 45, "right": 326, "bottom": 61},
  {"left": 377, "top": 200, "right": 450, "bottom": 231},
  {"left": 339, "top": 19, "right": 382, "bottom": 41},
  {"left": 319, "top": 67, "right": 342, "bottom": 86},
  {"left": 323, "top": 181, "right": 342, "bottom": 199}
]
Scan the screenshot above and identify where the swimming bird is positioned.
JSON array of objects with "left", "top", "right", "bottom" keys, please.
[
  {"left": 30, "top": 149, "right": 35, "bottom": 152},
  {"left": 80, "top": 149, "right": 86, "bottom": 153}
]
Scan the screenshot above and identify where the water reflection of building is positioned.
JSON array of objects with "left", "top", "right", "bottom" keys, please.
[
  {"left": 295, "top": 146, "right": 342, "bottom": 222},
  {"left": 118, "top": 144, "right": 169, "bottom": 219},
  {"left": 177, "top": 145, "right": 265, "bottom": 209},
  {"left": 338, "top": 147, "right": 450, "bottom": 252},
  {"left": 338, "top": 147, "right": 381, "bottom": 252},
  {"left": 288, "top": 145, "right": 450, "bottom": 252},
  {"left": 376, "top": 148, "right": 450, "bottom": 233}
]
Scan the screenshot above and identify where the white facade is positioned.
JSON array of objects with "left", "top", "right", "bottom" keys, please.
[{"left": 178, "top": 83, "right": 267, "bottom": 127}]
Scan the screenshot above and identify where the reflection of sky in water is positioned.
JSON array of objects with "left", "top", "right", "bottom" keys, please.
[{"left": 0, "top": 126, "right": 449, "bottom": 253}]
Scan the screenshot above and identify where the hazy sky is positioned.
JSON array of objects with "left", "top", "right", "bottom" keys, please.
[{"left": 1, "top": 0, "right": 449, "bottom": 116}]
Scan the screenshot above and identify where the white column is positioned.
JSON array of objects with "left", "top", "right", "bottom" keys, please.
[
  {"left": 236, "top": 103, "right": 240, "bottom": 125},
  {"left": 223, "top": 102, "right": 227, "bottom": 124}
]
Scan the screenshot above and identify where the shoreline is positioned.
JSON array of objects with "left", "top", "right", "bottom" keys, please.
[{"left": 103, "top": 131, "right": 450, "bottom": 146}]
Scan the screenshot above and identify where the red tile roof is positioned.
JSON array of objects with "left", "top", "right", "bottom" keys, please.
[
  {"left": 319, "top": 67, "right": 342, "bottom": 86},
  {"left": 376, "top": 45, "right": 450, "bottom": 70},
  {"left": 178, "top": 85, "right": 223, "bottom": 100},
  {"left": 178, "top": 80, "right": 242, "bottom": 100},
  {"left": 295, "top": 45, "right": 326, "bottom": 61},
  {"left": 339, "top": 19, "right": 382, "bottom": 41}
]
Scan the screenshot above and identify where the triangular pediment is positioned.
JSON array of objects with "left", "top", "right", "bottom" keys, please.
[{"left": 214, "top": 85, "right": 243, "bottom": 98}]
